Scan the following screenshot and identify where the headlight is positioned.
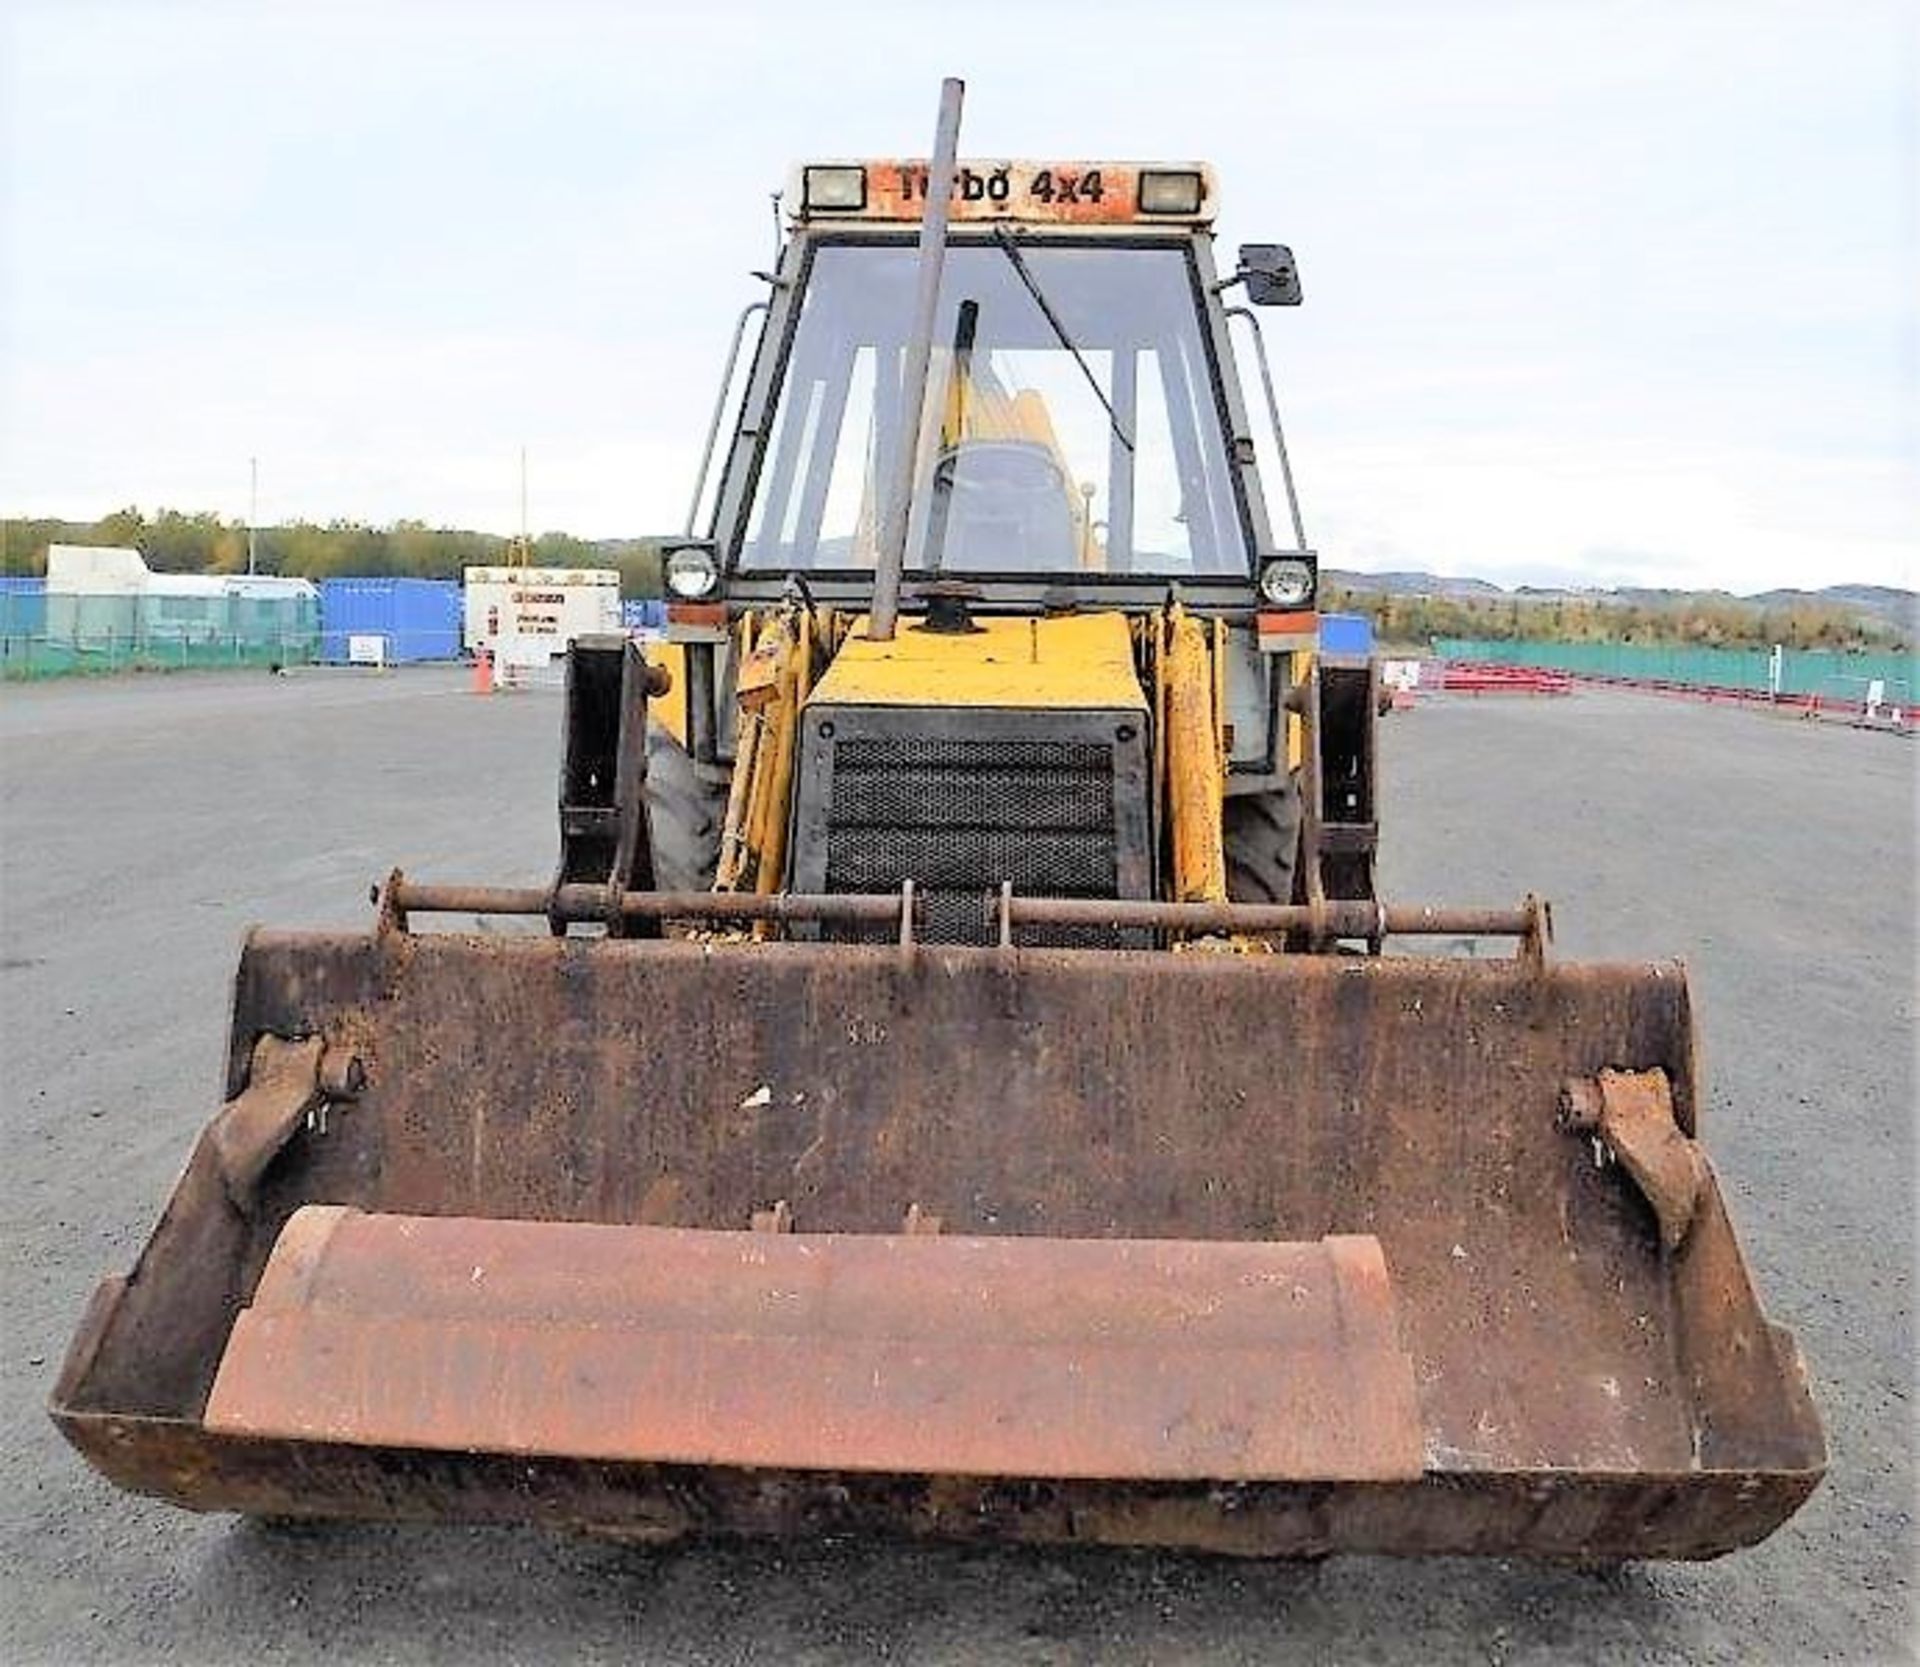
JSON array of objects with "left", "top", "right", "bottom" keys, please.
[
  {"left": 664, "top": 545, "right": 719, "bottom": 600},
  {"left": 1259, "top": 557, "right": 1316, "bottom": 608}
]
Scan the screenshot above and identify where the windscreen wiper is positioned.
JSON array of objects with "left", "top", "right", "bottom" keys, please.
[{"left": 992, "top": 224, "right": 1134, "bottom": 453}]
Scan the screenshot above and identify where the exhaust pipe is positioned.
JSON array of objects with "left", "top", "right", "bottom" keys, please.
[{"left": 868, "top": 76, "right": 965, "bottom": 642}]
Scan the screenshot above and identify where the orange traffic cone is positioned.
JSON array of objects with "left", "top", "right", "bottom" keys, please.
[{"left": 473, "top": 647, "right": 494, "bottom": 695}]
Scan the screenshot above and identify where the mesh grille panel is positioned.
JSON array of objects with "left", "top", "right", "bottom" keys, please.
[
  {"left": 833, "top": 737, "right": 1108, "bottom": 773},
  {"left": 822, "top": 733, "right": 1121, "bottom": 945},
  {"left": 830, "top": 767, "right": 1113, "bottom": 832}
]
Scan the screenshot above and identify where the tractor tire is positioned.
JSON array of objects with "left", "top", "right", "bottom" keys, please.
[
  {"left": 644, "top": 724, "right": 726, "bottom": 893},
  {"left": 1224, "top": 773, "right": 1303, "bottom": 906}
]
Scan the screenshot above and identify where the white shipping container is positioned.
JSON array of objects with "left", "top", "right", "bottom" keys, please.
[
  {"left": 44, "top": 544, "right": 150, "bottom": 595},
  {"left": 462, "top": 567, "right": 622, "bottom": 658},
  {"left": 43, "top": 545, "right": 317, "bottom": 604}
]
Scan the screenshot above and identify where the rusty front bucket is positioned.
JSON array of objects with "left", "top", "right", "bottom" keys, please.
[{"left": 51, "top": 928, "right": 1825, "bottom": 1559}]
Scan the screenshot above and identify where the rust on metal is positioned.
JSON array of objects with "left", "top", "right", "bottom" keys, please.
[
  {"left": 995, "top": 893, "right": 1537, "bottom": 945},
  {"left": 50, "top": 930, "right": 1826, "bottom": 1558},
  {"left": 205, "top": 1035, "right": 359, "bottom": 1215},
  {"left": 842, "top": 161, "right": 1211, "bottom": 228},
  {"left": 204, "top": 1208, "right": 1423, "bottom": 1482},
  {"left": 388, "top": 874, "right": 1546, "bottom": 955},
  {"left": 750, "top": 1199, "right": 794, "bottom": 1233},
  {"left": 1562, "top": 1068, "right": 1708, "bottom": 1251},
  {"left": 387, "top": 880, "right": 910, "bottom": 928}
]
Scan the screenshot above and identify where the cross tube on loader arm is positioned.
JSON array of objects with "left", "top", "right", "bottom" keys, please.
[{"left": 51, "top": 81, "right": 1824, "bottom": 1562}]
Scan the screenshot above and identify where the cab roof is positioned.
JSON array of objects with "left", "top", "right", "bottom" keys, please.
[{"left": 788, "top": 160, "right": 1216, "bottom": 227}]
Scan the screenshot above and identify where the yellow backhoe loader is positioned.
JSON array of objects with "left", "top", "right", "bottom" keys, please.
[{"left": 51, "top": 82, "right": 1824, "bottom": 1560}]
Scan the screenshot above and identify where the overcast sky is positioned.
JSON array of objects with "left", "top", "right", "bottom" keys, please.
[{"left": 2, "top": 0, "right": 1914, "bottom": 592}]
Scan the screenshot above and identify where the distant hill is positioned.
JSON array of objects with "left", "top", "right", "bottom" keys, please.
[
  {"left": 1749, "top": 584, "right": 1917, "bottom": 633},
  {"left": 1324, "top": 569, "right": 1503, "bottom": 600}
]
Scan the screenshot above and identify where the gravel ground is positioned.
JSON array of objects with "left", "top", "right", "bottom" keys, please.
[{"left": 0, "top": 668, "right": 1912, "bottom": 1665}]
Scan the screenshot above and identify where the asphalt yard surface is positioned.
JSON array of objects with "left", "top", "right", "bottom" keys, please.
[{"left": 1, "top": 666, "right": 1912, "bottom": 1664}]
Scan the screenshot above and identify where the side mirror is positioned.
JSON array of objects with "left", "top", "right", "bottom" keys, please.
[{"left": 1238, "top": 244, "right": 1302, "bottom": 307}]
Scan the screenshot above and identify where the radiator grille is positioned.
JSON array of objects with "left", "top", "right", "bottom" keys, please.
[{"left": 823, "top": 735, "right": 1119, "bottom": 945}]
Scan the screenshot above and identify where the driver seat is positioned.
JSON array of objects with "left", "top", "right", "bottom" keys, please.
[{"left": 928, "top": 440, "right": 1079, "bottom": 573}]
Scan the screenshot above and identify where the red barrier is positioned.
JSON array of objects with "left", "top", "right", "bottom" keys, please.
[
  {"left": 1438, "top": 662, "right": 1573, "bottom": 696},
  {"left": 1438, "top": 660, "right": 1917, "bottom": 729}
]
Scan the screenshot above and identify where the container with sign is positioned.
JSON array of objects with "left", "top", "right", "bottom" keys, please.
[{"left": 462, "top": 567, "right": 622, "bottom": 659}]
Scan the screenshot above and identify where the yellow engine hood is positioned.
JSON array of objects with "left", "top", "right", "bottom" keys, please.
[{"left": 810, "top": 614, "right": 1145, "bottom": 712}]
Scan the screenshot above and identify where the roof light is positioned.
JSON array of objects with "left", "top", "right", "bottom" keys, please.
[
  {"left": 1137, "top": 169, "right": 1204, "bottom": 216},
  {"left": 802, "top": 165, "right": 866, "bottom": 213}
]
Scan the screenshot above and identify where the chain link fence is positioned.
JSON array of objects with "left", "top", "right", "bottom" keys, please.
[
  {"left": 2, "top": 582, "right": 319, "bottom": 680},
  {"left": 1436, "top": 639, "right": 1916, "bottom": 703}
]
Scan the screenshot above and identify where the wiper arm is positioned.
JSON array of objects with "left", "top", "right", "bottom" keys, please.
[{"left": 992, "top": 224, "right": 1134, "bottom": 453}]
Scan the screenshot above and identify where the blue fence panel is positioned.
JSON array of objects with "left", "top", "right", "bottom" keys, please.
[
  {"left": 0, "top": 575, "right": 47, "bottom": 639},
  {"left": 320, "top": 578, "right": 462, "bottom": 663},
  {"left": 1319, "top": 612, "right": 1374, "bottom": 655}
]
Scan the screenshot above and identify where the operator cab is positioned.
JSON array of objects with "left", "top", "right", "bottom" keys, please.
[
  {"left": 660, "top": 158, "right": 1321, "bottom": 787},
  {"left": 674, "top": 159, "right": 1314, "bottom": 618}
]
